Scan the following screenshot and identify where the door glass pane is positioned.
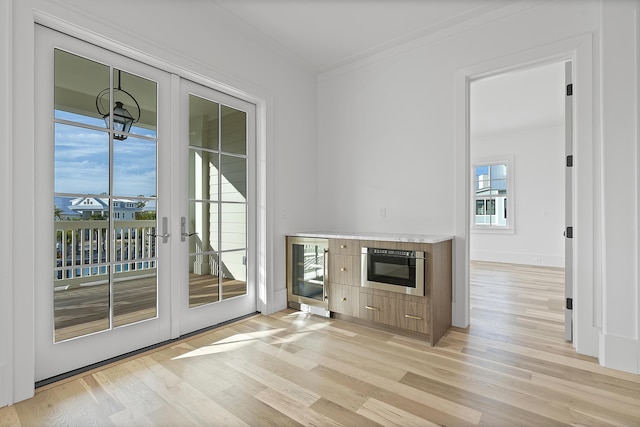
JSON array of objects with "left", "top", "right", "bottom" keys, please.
[
  {"left": 53, "top": 49, "right": 159, "bottom": 342},
  {"left": 221, "top": 203, "right": 246, "bottom": 251},
  {"left": 54, "top": 123, "right": 109, "bottom": 194},
  {"left": 55, "top": 49, "right": 109, "bottom": 127},
  {"left": 53, "top": 212, "right": 111, "bottom": 342},
  {"left": 221, "top": 105, "right": 246, "bottom": 155},
  {"left": 190, "top": 201, "right": 219, "bottom": 252},
  {"left": 113, "top": 262, "right": 157, "bottom": 327},
  {"left": 113, "top": 69, "right": 157, "bottom": 139},
  {"left": 221, "top": 154, "right": 246, "bottom": 202},
  {"left": 221, "top": 250, "right": 246, "bottom": 300},
  {"left": 113, "top": 199, "right": 157, "bottom": 327},
  {"left": 189, "top": 254, "right": 219, "bottom": 307},
  {"left": 113, "top": 136, "right": 157, "bottom": 197},
  {"left": 189, "top": 149, "right": 219, "bottom": 201},
  {"left": 189, "top": 95, "right": 219, "bottom": 150},
  {"left": 188, "top": 200, "right": 219, "bottom": 307}
]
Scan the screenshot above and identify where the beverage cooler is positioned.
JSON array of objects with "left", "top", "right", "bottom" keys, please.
[{"left": 286, "top": 236, "right": 329, "bottom": 315}]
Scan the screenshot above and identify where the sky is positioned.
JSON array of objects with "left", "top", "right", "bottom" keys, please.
[{"left": 54, "top": 110, "right": 157, "bottom": 198}]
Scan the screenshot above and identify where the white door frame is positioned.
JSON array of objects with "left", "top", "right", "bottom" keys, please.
[
  {"left": 454, "top": 33, "right": 599, "bottom": 357},
  {"left": 565, "top": 61, "right": 574, "bottom": 342}
]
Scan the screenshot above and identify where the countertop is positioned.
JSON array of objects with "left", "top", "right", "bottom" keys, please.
[{"left": 288, "top": 231, "right": 454, "bottom": 244}]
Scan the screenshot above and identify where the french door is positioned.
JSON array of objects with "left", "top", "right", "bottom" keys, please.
[
  {"left": 177, "top": 80, "right": 256, "bottom": 334},
  {"left": 35, "top": 26, "right": 256, "bottom": 381}
]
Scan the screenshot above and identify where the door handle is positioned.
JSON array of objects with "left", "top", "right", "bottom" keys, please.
[
  {"left": 181, "top": 217, "right": 198, "bottom": 242},
  {"left": 147, "top": 217, "right": 170, "bottom": 243}
]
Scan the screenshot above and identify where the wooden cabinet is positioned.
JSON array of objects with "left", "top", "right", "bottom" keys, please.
[
  {"left": 329, "top": 254, "right": 359, "bottom": 285},
  {"left": 329, "top": 239, "right": 360, "bottom": 256},
  {"left": 290, "top": 234, "right": 452, "bottom": 346},
  {"left": 328, "top": 283, "right": 360, "bottom": 317},
  {"left": 327, "top": 239, "right": 361, "bottom": 317},
  {"left": 358, "top": 238, "right": 451, "bottom": 345},
  {"left": 359, "top": 290, "right": 430, "bottom": 334}
]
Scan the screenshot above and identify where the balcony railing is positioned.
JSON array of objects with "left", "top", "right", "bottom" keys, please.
[{"left": 54, "top": 219, "right": 157, "bottom": 290}]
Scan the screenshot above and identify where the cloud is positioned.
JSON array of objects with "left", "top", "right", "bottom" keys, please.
[{"left": 54, "top": 119, "right": 157, "bottom": 197}]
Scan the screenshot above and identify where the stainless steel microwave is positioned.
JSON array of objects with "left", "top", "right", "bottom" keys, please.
[{"left": 361, "top": 247, "right": 425, "bottom": 296}]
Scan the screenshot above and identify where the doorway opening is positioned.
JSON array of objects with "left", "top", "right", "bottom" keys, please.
[{"left": 468, "top": 61, "right": 570, "bottom": 344}]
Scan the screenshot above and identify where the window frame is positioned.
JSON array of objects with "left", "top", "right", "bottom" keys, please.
[{"left": 471, "top": 157, "right": 514, "bottom": 234}]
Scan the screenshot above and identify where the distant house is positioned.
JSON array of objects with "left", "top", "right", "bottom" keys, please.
[{"left": 54, "top": 197, "right": 147, "bottom": 220}]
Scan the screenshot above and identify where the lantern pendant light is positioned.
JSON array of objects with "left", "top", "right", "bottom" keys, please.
[{"left": 95, "top": 69, "right": 141, "bottom": 140}]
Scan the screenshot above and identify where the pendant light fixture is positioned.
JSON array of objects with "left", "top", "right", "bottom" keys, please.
[{"left": 95, "top": 69, "right": 141, "bottom": 140}]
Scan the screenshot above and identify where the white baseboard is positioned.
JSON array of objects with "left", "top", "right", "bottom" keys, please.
[
  {"left": 599, "top": 332, "right": 639, "bottom": 374},
  {"left": 0, "top": 362, "right": 9, "bottom": 407},
  {"left": 471, "top": 250, "right": 564, "bottom": 268},
  {"left": 271, "top": 288, "right": 288, "bottom": 314},
  {"left": 451, "top": 302, "right": 468, "bottom": 328}
]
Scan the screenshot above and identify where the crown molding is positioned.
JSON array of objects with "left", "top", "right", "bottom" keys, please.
[{"left": 319, "top": 0, "right": 550, "bottom": 81}]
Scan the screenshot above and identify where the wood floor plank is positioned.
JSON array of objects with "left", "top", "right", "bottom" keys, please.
[
  {"left": 357, "top": 397, "right": 443, "bottom": 427},
  {"left": 310, "top": 397, "right": 383, "bottom": 427},
  {"left": 220, "top": 332, "right": 372, "bottom": 413},
  {"left": 296, "top": 347, "right": 483, "bottom": 425},
  {"left": 225, "top": 358, "right": 321, "bottom": 407},
  {"left": 3, "top": 261, "right": 640, "bottom": 426},
  {"left": 309, "top": 364, "right": 479, "bottom": 427},
  {"left": 0, "top": 406, "right": 20, "bottom": 427},
  {"left": 400, "top": 371, "right": 567, "bottom": 427},
  {"left": 254, "top": 388, "right": 340, "bottom": 427},
  {"left": 210, "top": 385, "right": 303, "bottom": 427},
  {"left": 122, "top": 355, "right": 251, "bottom": 426},
  {"left": 108, "top": 407, "right": 155, "bottom": 427}
]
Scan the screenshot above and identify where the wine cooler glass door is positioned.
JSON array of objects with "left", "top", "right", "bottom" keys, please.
[{"left": 287, "top": 237, "right": 328, "bottom": 309}]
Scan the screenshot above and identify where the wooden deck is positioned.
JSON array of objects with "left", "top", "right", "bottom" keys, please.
[
  {"left": 4, "top": 261, "right": 640, "bottom": 426},
  {"left": 54, "top": 274, "right": 247, "bottom": 342}
]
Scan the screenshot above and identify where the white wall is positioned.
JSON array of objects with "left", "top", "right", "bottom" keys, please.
[
  {"left": 470, "top": 125, "right": 565, "bottom": 267},
  {"left": 3, "top": 0, "right": 318, "bottom": 405},
  {"left": 317, "top": 1, "right": 597, "bottom": 233},
  {"left": 318, "top": 0, "right": 640, "bottom": 374},
  {"left": 599, "top": 0, "right": 640, "bottom": 373},
  {"left": 0, "top": 0, "right": 13, "bottom": 410}
]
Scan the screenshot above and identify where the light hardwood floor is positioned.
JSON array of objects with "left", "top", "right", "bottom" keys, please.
[{"left": 2, "top": 261, "right": 640, "bottom": 426}]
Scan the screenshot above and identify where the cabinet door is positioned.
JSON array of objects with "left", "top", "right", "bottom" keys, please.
[
  {"left": 328, "top": 283, "right": 360, "bottom": 317},
  {"left": 360, "top": 293, "right": 401, "bottom": 326},
  {"left": 329, "top": 254, "right": 360, "bottom": 286},
  {"left": 400, "top": 301, "right": 429, "bottom": 334},
  {"left": 360, "top": 292, "right": 428, "bottom": 333},
  {"left": 329, "top": 239, "right": 360, "bottom": 256},
  {"left": 360, "top": 293, "right": 383, "bottom": 323}
]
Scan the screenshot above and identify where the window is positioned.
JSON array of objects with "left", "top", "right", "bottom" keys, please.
[{"left": 473, "top": 161, "right": 512, "bottom": 230}]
